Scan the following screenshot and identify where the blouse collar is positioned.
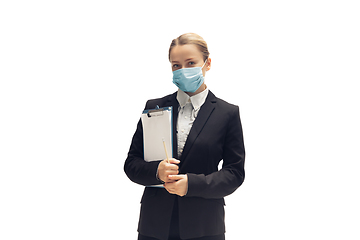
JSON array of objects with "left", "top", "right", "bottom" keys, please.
[{"left": 176, "top": 86, "right": 209, "bottom": 112}]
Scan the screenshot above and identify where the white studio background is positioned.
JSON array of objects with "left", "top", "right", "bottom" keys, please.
[{"left": 1, "top": 1, "right": 359, "bottom": 239}]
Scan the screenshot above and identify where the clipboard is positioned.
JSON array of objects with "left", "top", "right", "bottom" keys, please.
[{"left": 141, "top": 106, "right": 173, "bottom": 162}]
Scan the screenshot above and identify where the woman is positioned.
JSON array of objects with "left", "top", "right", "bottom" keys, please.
[{"left": 124, "top": 33, "right": 245, "bottom": 240}]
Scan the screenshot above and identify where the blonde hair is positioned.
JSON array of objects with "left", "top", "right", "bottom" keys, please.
[{"left": 169, "top": 33, "right": 210, "bottom": 62}]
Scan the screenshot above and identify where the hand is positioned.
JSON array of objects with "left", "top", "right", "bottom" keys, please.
[
  {"left": 164, "top": 174, "right": 188, "bottom": 197},
  {"left": 157, "top": 158, "right": 180, "bottom": 183}
]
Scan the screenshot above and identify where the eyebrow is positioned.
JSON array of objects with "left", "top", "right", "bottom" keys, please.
[{"left": 171, "top": 58, "right": 197, "bottom": 64}]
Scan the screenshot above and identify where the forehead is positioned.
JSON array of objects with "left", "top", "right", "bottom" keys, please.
[{"left": 170, "top": 44, "right": 203, "bottom": 62}]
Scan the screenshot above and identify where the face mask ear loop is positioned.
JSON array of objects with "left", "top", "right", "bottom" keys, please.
[{"left": 201, "top": 57, "right": 209, "bottom": 69}]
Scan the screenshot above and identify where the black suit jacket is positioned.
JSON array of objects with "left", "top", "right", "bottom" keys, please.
[{"left": 124, "top": 90, "right": 245, "bottom": 240}]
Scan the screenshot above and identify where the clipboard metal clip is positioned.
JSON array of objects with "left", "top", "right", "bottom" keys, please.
[{"left": 147, "top": 107, "right": 164, "bottom": 117}]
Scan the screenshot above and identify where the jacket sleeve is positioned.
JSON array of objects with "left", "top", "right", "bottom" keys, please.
[
  {"left": 186, "top": 106, "right": 245, "bottom": 199},
  {"left": 124, "top": 102, "right": 163, "bottom": 186}
]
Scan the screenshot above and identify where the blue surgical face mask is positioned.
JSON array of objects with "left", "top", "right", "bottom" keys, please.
[{"left": 172, "top": 58, "right": 208, "bottom": 93}]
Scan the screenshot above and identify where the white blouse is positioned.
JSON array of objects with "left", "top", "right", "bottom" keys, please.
[{"left": 176, "top": 87, "right": 209, "bottom": 157}]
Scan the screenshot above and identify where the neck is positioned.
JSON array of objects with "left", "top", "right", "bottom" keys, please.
[{"left": 186, "top": 84, "right": 206, "bottom": 97}]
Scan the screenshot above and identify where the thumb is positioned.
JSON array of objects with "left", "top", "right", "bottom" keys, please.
[{"left": 168, "top": 174, "right": 185, "bottom": 180}]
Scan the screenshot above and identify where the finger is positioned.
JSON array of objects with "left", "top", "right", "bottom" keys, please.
[
  {"left": 164, "top": 175, "right": 177, "bottom": 183},
  {"left": 165, "top": 169, "right": 178, "bottom": 175},
  {"left": 164, "top": 183, "right": 175, "bottom": 194},
  {"left": 168, "top": 158, "right": 180, "bottom": 164},
  {"left": 164, "top": 181, "right": 176, "bottom": 187},
  {"left": 165, "top": 164, "right": 179, "bottom": 171},
  {"left": 165, "top": 163, "right": 179, "bottom": 169},
  {"left": 164, "top": 180, "right": 176, "bottom": 184}
]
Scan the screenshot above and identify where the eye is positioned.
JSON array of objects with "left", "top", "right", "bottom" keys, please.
[
  {"left": 173, "top": 64, "right": 179, "bottom": 68},
  {"left": 188, "top": 61, "right": 195, "bottom": 66}
]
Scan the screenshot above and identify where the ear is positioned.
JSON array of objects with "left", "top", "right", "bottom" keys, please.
[{"left": 206, "top": 57, "right": 212, "bottom": 71}]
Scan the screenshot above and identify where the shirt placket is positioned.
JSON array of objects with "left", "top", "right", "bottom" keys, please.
[{"left": 178, "top": 102, "right": 193, "bottom": 157}]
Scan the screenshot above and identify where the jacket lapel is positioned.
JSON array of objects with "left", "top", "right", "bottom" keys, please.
[
  {"left": 180, "top": 91, "right": 217, "bottom": 162},
  {"left": 165, "top": 93, "right": 179, "bottom": 160}
]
